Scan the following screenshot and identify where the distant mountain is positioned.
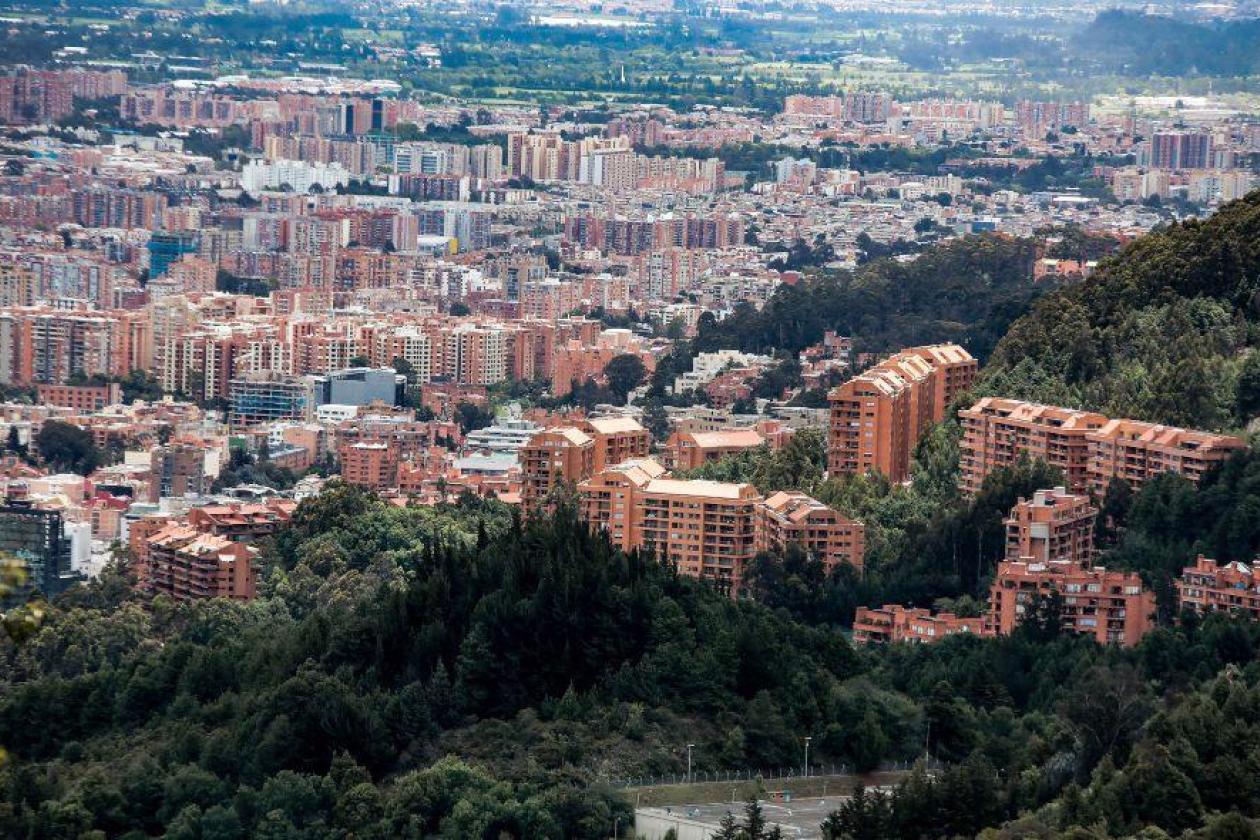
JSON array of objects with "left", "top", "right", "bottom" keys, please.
[
  {"left": 979, "top": 190, "right": 1260, "bottom": 431},
  {"left": 1074, "top": 10, "right": 1260, "bottom": 76}
]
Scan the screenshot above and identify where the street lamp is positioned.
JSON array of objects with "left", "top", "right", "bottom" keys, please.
[
  {"left": 803, "top": 736, "right": 812, "bottom": 779},
  {"left": 612, "top": 816, "right": 621, "bottom": 839},
  {"left": 686, "top": 743, "right": 696, "bottom": 783}
]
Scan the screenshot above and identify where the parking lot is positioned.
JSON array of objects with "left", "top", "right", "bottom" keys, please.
[{"left": 636, "top": 792, "right": 869, "bottom": 839}]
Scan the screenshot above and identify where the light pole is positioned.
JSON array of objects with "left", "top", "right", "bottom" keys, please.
[
  {"left": 803, "top": 736, "right": 812, "bottom": 779},
  {"left": 612, "top": 816, "right": 621, "bottom": 839},
  {"left": 686, "top": 743, "right": 695, "bottom": 783}
]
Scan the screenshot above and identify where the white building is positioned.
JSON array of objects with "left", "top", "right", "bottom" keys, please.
[
  {"left": 673, "top": 349, "right": 773, "bottom": 393},
  {"left": 241, "top": 159, "right": 351, "bottom": 194}
]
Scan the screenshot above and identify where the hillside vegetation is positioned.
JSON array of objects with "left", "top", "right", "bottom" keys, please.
[
  {"left": 693, "top": 234, "right": 1042, "bottom": 363},
  {"left": 4, "top": 485, "right": 1260, "bottom": 837},
  {"left": 981, "top": 191, "right": 1260, "bottom": 431}
]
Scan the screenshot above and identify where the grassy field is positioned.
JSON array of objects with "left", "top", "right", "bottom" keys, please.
[{"left": 618, "top": 770, "right": 910, "bottom": 809}]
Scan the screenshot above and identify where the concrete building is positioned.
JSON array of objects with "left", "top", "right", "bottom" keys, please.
[
  {"left": 1005, "top": 487, "right": 1096, "bottom": 566},
  {"left": 852, "top": 605, "right": 984, "bottom": 644},
  {"left": 313, "top": 367, "right": 405, "bottom": 408},
  {"left": 148, "top": 443, "right": 208, "bottom": 503},
  {"left": 1149, "top": 131, "right": 1213, "bottom": 170},
  {"left": 241, "top": 159, "right": 351, "bottom": 194},
  {"left": 229, "top": 373, "right": 318, "bottom": 429},
  {"left": 464, "top": 419, "right": 542, "bottom": 456}
]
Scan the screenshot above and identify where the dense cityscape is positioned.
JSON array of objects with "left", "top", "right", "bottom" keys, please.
[{"left": 1, "top": 0, "right": 1260, "bottom": 838}]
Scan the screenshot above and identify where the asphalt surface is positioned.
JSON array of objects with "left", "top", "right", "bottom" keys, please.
[{"left": 641, "top": 794, "right": 858, "bottom": 839}]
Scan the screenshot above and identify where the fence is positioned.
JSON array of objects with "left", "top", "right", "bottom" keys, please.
[{"left": 605, "top": 759, "right": 939, "bottom": 789}]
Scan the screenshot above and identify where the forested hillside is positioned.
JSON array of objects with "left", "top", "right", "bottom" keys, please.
[
  {"left": 693, "top": 234, "right": 1041, "bottom": 362},
  {"left": 1073, "top": 11, "right": 1260, "bottom": 77},
  {"left": 981, "top": 191, "right": 1260, "bottom": 431},
  {"left": 5, "top": 484, "right": 1260, "bottom": 837}
]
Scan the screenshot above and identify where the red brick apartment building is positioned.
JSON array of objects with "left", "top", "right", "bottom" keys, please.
[
  {"left": 959, "top": 398, "right": 1108, "bottom": 494},
  {"left": 853, "top": 605, "right": 984, "bottom": 644},
  {"left": 756, "top": 490, "right": 865, "bottom": 575},
  {"left": 828, "top": 344, "right": 976, "bottom": 483},
  {"left": 1177, "top": 556, "right": 1260, "bottom": 620},
  {"left": 1005, "top": 486, "right": 1096, "bottom": 566},
  {"left": 186, "top": 500, "right": 296, "bottom": 542},
  {"left": 1085, "top": 418, "right": 1245, "bottom": 497},
  {"left": 636, "top": 478, "right": 762, "bottom": 595},
  {"left": 579, "top": 416, "right": 651, "bottom": 471},
  {"left": 665, "top": 428, "right": 765, "bottom": 471},
  {"left": 986, "top": 559, "right": 1155, "bottom": 646},
  {"left": 520, "top": 427, "right": 595, "bottom": 510},
  {"left": 960, "top": 399, "right": 1244, "bottom": 497},
  {"left": 339, "top": 441, "right": 401, "bottom": 491},
  {"left": 521, "top": 419, "right": 654, "bottom": 511},
  {"left": 579, "top": 460, "right": 864, "bottom": 595},
  {"left": 144, "top": 524, "right": 258, "bottom": 602},
  {"left": 35, "top": 382, "right": 122, "bottom": 412}
]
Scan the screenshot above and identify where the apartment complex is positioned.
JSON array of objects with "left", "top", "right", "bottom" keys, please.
[
  {"left": 960, "top": 398, "right": 1109, "bottom": 493},
  {"left": 578, "top": 459, "right": 864, "bottom": 595},
  {"left": 1085, "top": 418, "right": 1245, "bottom": 497},
  {"left": 852, "top": 605, "right": 984, "bottom": 644},
  {"left": 828, "top": 343, "right": 976, "bottom": 483},
  {"left": 665, "top": 428, "right": 765, "bottom": 471},
  {"left": 143, "top": 523, "right": 258, "bottom": 602},
  {"left": 579, "top": 416, "right": 651, "bottom": 471},
  {"left": 520, "top": 427, "right": 596, "bottom": 511},
  {"left": 636, "top": 477, "right": 762, "bottom": 595},
  {"left": 756, "top": 490, "right": 865, "bottom": 575},
  {"left": 339, "top": 441, "right": 401, "bottom": 491},
  {"left": 1005, "top": 487, "right": 1096, "bottom": 566},
  {"left": 185, "top": 500, "right": 296, "bottom": 542},
  {"left": 1176, "top": 556, "right": 1260, "bottom": 621},
  {"left": 959, "top": 398, "right": 1243, "bottom": 496},
  {"left": 986, "top": 559, "right": 1155, "bottom": 646},
  {"left": 520, "top": 418, "right": 655, "bottom": 511},
  {"left": 35, "top": 382, "right": 122, "bottom": 412}
]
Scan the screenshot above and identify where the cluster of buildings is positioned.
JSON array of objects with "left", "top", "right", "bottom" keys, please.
[
  {"left": 857, "top": 486, "right": 1146, "bottom": 646},
  {"left": 515, "top": 415, "right": 864, "bottom": 594},
  {"left": 0, "top": 63, "right": 1257, "bottom": 640},
  {"left": 857, "top": 481, "right": 1260, "bottom": 648},
  {"left": 848, "top": 389, "right": 1249, "bottom": 647}
]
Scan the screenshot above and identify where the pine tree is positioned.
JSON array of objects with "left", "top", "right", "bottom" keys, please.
[
  {"left": 713, "top": 811, "right": 740, "bottom": 840},
  {"left": 742, "top": 797, "right": 767, "bottom": 839}
]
